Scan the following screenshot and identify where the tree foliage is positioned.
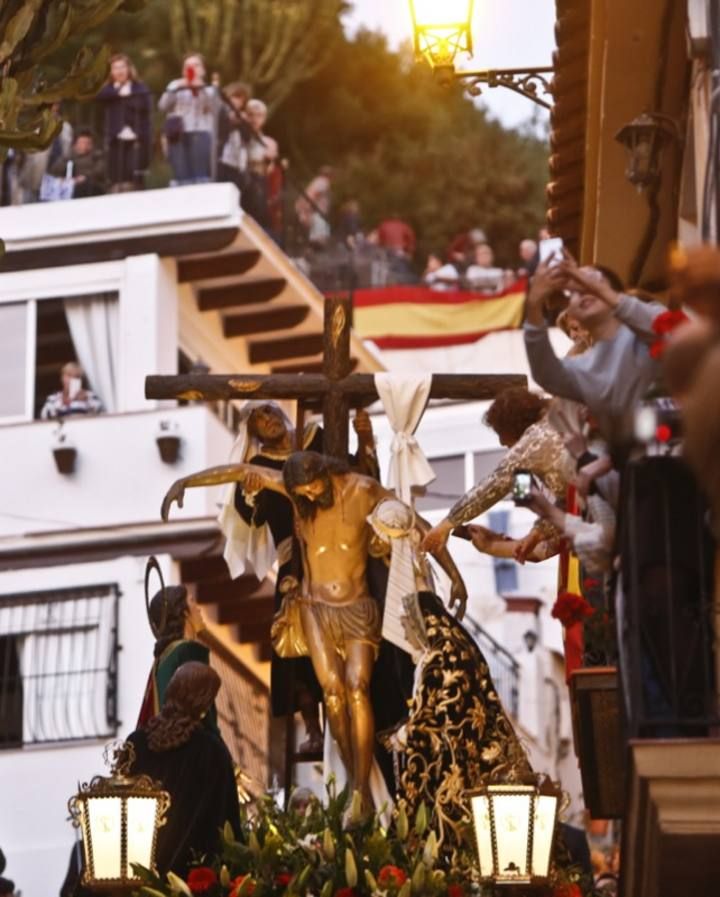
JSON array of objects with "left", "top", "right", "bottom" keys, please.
[
  {"left": 272, "top": 30, "right": 549, "bottom": 265},
  {"left": 0, "top": 0, "right": 147, "bottom": 153},
  {"left": 167, "top": 1, "right": 345, "bottom": 111}
]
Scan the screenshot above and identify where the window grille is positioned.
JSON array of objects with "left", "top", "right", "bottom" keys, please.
[{"left": 0, "top": 584, "right": 119, "bottom": 747}]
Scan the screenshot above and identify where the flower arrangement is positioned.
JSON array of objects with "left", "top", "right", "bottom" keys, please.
[
  {"left": 551, "top": 591, "right": 595, "bottom": 627},
  {"left": 132, "top": 779, "right": 595, "bottom": 897}
]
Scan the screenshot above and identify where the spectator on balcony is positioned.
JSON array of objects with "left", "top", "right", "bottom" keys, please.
[
  {"left": 464, "top": 243, "right": 507, "bottom": 294},
  {"left": 517, "top": 237, "right": 538, "bottom": 277},
  {"left": 96, "top": 54, "right": 152, "bottom": 192},
  {"left": 49, "top": 128, "right": 106, "bottom": 197},
  {"left": 338, "top": 199, "right": 363, "bottom": 248},
  {"left": 447, "top": 227, "right": 487, "bottom": 270},
  {"left": 377, "top": 214, "right": 416, "bottom": 259},
  {"left": 524, "top": 258, "right": 665, "bottom": 448},
  {"left": 243, "top": 98, "right": 279, "bottom": 231},
  {"left": 127, "top": 663, "right": 239, "bottom": 879},
  {"left": 296, "top": 165, "right": 333, "bottom": 248},
  {"left": 159, "top": 53, "right": 220, "bottom": 185},
  {"left": 422, "top": 252, "right": 459, "bottom": 291},
  {"left": 40, "top": 362, "right": 103, "bottom": 420},
  {"left": 217, "top": 81, "right": 253, "bottom": 197},
  {"left": 422, "top": 387, "right": 576, "bottom": 559}
]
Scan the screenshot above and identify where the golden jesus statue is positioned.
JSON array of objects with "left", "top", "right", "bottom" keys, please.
[{"left": 161, "top": 450, "right": 467, "bottom": 821}]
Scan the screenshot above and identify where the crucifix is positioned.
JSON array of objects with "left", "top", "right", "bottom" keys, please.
[{"left": 146, "top": 295, "right": 527, "bottom": 453}]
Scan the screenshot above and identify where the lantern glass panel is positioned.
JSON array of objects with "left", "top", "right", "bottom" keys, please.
[
  {"left": 490, "top": 792, "right": 531, "bottom": 878},
  {"left": 86, "top": 796, "right": 122, "bottom": 880},
  {"left": 531, "top": 794, "right": 558, "bottom": 876},
  {"left": 127, "top": 797, "right": 158, "bottom": 871},
  {"left": 470, "top": 794, "right": 494, "bottom": 874},
  {"left": 411, "top": 0, "right": 472, "bottom": 28}
]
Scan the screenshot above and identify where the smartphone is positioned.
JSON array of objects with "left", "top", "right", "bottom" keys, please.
[
  {"left": 539, "top": 236, "right": 564, "bottom": 267},
  {"left": 184, "top": 63, "right": 196, "bottom": 83},
  {"left": 512, "top": 469, "right": 534, "bottom": 505}
]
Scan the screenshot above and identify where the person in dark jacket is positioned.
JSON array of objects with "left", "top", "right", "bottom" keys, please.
[
  {"left": 96, "top": 54, "right": 152, "bottom": 191},
  {"left": 128, "top": 662, "right": 240, "bottom": 879},
  {"left": 49, "top": 129, "right": 105, "bottom": 197}
]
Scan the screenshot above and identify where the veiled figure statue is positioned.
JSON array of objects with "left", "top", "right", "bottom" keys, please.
[{"left": 393, "top": 591, "right": 531, "bottom": 859}]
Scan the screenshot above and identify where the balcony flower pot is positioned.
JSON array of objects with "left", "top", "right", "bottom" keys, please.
[
  {"left": 53, "top": 444, "right": 77, "bottom": 474},
  {"left": 156, "top": 420, "right": 181, "bottom": 464}
]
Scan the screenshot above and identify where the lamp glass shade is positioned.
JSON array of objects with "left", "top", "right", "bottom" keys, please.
[
  {"left": 470, "top": 794, "right": 494, "bottom": 874},
  {"left": 531, "top": 794, "right": 559, "bottom": 876},
  {"left": 127, "top": 796, "right": 159, "bottom": 871},
  {"left": 409, "top": 0, "right": 474, "bottom": 66},
  {"left": 492, "top": 790, "right": 532, "bottom": 879},
  {"left": 85, "top": 796, "right": 122, "bottom": 880}
]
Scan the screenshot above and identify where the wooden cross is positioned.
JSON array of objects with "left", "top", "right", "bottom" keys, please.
[{"left": 145, "top": 296, "right": 527, "bottom": 457}]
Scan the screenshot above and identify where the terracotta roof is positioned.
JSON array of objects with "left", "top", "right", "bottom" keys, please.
[{"left": 546, "top": 0, "right": 590, "bottom": 255}]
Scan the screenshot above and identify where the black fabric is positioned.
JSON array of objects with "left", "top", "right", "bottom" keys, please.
[
  {"left": 127, "top": 727, "right": 240, "bottom": 879},
  {"left": 620, "top": 456, "right": 715, "bottom": 733},
  {"left": 233, "top": 427, "right": 324, "bottom": 717}
]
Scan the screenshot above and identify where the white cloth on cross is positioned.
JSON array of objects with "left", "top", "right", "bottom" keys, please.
[
  {"left": 217, "top": 401, "right": 286, "bottom": 580},
  {"left": 374, "top": 372, "right": 435, "bottom": 504}
]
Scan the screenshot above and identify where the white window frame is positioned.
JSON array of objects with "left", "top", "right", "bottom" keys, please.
[{"left": 0, "top": 261, "right": 125, "bottom": 427}]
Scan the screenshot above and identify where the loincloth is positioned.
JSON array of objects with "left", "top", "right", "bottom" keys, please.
[{"left": 301, "top": 596, "right": 381, "bottom": 660}]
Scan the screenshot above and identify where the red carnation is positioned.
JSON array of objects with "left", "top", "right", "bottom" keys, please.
[
  {"left": 650, "top": 309, "right": 690, "bottom": 358},
  {"left": 378, "top": 865, "right": 407, "bottom": 888},
  {"left": 551, "top": 591, "right": 595, "bottom": 627},
  {"left": 275, "top": 873, "right": 292, "bottom": 888},
  {"left": 334, "top": 889, "right": 357, "bottom": 897},
  {"left": 447, "top": 885, "right": 465, "bottom": 897},
  {"left": 229, "top": 874, "right": 256, "bottom": 897},
  {"left": 583, "top": 576, "right": 601, "bottom": 591},
  {"left": 187, "top": 867, "right": 217, "bottom": 893}
]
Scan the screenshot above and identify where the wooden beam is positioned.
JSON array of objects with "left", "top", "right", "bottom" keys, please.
[
  {"left": 178, "top": 249, "right": 261, "bottom": 283},
  {"left": 223, "top": 303, "right": 309, "bottom": 338},
  {"left": 196, "top": 277, "right": 287, "bottom": 311},
  {"left": 248, "top": 332, "right": 325, "bottom": 365},
  {"left": 146, "top": 371, "right": 528, "bottom": 404},
  {"left": 179, "top": 555, "right": 231, "bottom": 584}
]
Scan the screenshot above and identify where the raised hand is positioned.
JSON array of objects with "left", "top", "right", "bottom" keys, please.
[{"left": 161, "top": 479, "right": 186, "bottom": 521}]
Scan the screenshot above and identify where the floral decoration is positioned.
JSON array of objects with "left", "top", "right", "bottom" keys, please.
[
  {"left": 649, "top": 309, "right": 690, "bottom": 358},
  {"left": 551, "top": 591, "right": 595, "bottom": 627}
]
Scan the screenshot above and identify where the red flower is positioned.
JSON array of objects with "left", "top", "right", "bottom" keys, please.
[
  {"left": 275, "top": 873, "right": 292, "bottom": 888},
  {"left": 229, "top": 875, "right": 255, "bottom": 897},
  {"left": 378, "top": 866, "right": 407, "bottom": 888},
  {"left": 334, "top": 889, "right": 357, "bottom": 897},
  {"left": 447, "top": 886, "right": 465, "bottom": 897},
  {"left": 582, "top": 576, "right": 601, "bottom": 591},
  {"left": 551, "top": 591, "right": 595, "bottom": 627},
  {"left": 187, "top": 868, "right": 217, "bottom": 893},
  {"left": 553, "top": 884, "right": 583, "bottom": 897}
]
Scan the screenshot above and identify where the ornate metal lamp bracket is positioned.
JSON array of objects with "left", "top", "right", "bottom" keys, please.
[{"left": 453, "top": 66, "right": 554, "bottom": 109}]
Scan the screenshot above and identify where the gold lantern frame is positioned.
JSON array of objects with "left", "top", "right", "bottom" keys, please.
[
  {"left": 68, "top": 742, "right": 170, "bottom": 892},
  {"left": 468, "top": 774, "right": 563, "bottom": 887}
]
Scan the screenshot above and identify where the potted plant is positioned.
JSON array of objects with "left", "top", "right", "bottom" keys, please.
[
  {"left": 156, "top": 419, "right": 181, "bottom": 464},
  {"left": 52, "top": 422, "right": 77, "bottom": 475}
]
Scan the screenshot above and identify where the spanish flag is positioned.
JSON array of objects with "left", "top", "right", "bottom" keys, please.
[{"left": 353, "top": 279, "right": 527, "bottom": 350}]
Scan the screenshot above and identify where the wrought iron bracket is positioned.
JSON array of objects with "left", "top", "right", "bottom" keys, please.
[{"left": 439, "top": 65, "right": 554, "bottom": 109}]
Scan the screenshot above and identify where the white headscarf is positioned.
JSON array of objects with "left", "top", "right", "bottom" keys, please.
[{"left": 217, "top": 401, "right": 292, "bottom": 580}]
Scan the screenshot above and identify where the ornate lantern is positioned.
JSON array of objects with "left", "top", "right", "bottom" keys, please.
[
  {"left": 469, "top": 776, "right": 562, "bottom": 885},
  {"left": 615, "top": 112, "right": 679, "bottom": 191},
  {"left": 68, "top": 743, "right": 170, "bottom": 891},
  {"left": 409, "top": 0, "right": 474, "bottom": 69}
]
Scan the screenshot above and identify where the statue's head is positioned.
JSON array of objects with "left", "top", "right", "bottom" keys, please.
[
  {"left": 282, "top": 451, "right": 348, "bottom": 520},
  {"left": 246, "top": 402, "right": 291, "bottom": 444}
]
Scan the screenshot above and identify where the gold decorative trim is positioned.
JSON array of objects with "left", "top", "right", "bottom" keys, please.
[{"left": 228, "top": 379, "right": 262, "bottom": 393}]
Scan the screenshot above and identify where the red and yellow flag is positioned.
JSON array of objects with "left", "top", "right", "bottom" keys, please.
[{"left": 352, "top": 279, "right": 527, "bottom": 349}]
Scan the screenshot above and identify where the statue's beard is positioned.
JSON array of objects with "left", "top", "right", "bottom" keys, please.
[{"left": 291, "top": 475, "right": 334, "bottom": 520}]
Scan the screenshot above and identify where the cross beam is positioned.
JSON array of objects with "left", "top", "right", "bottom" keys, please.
[{"left": 145, "top": 296, "right": 527, "bottom": 457}]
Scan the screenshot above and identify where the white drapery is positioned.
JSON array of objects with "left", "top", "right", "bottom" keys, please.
[
  {"left": 374, "top": 373, "right": 435, "bottom": 504},
  {"left": 64, "top": 293, "right": 119, "bottom": 413}
]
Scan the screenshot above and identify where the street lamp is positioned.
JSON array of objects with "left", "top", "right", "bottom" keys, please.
[
  {"left": 615, "top": 112, "right": 680, "bottom": 192},
  {"left": 408, "top": 0, "right": 553, "bottom": 108},
  {"left": 68, "top": 743, "right": 170, "bottom": 892},
  {"left": 469, "top": 777, "right": 561, "bottom": 885}
]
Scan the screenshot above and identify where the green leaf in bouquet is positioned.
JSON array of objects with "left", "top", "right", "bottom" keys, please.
[
  {"left": 398, "top": 880, "right": 412, "bottom": 897},
  {"left": 320, "top": 879, "right": 334, "bottom": 897},
  {"left": 364, "top": 869, "right": 378, "bottom": 891},
  {"left": 249, "top": 831, "right": 261, "bottom": 858},
  {"left": 166, "top": 871, "right": 192, "bottom": 897},
  {"left": 130, "top": 864, "right": 163, "bottom": 887},
  {"left": 139, "top": 888, "right": 170, "bottom": 897},
  {"left": 364, "top": 829, "right": 392, "bottom": 870},
  {"left": 410, "top": 861, "right": 426, "bottom": 895}
]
